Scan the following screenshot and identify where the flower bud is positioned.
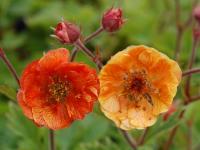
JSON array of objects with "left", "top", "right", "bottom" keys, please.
[
  {"left": 193, "top": 6, "right": 200, "bottom": 24},
  {"left": 53, "top": 21, "right": 80, "bottom": 44},
  {"left": 102, "top": 7, "right": 124, "bottom": 32}
]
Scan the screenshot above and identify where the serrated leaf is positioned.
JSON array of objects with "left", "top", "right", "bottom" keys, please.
[{"left": 0, "top": 84, "right": 16, "bottom": 101}]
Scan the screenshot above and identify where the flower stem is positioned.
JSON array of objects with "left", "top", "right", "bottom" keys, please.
[
  {"left": 174, "top": 0, "right": 197, "bottom": 61},
  {"left": 74, "top": 39, "right": 103, "bottom": 70},
  {"left": 184, "top": 36, "right": 199, "bottom": 101},
  {"left": 182, "top": 68, "right": 200, "bottom": 77},
  {"left": 49, "top": 129, "right": 55, "bottom": 150},
  {"left": 138, "top": 128, "right": 149, "bottom": 146},
  {"left": 164, "top": 110, "right": 185, "bottom": 150},
  {"left": 70, "top": 26, "right": 104, "bottom": 61},
  {"left": 185, "top": 95, "right": 200, "bottom": 105},
  {"left": 120, "top": 129, "right": 138, "bottom": 150},
  {"left": 0, "top": 48, "right": 20, "bottom": 87}
]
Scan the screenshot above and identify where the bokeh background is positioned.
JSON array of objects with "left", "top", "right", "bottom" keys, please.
[{"left": 0, "top": 0, "right": 200, "bottom": 150}]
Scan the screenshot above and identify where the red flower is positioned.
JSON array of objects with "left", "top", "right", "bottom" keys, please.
[
  {"left": 53, "top": 21, "right": 81, "bottom": 44},
  {"left": 102, "top": 7, "right": 125, "bottom": 32},
  {"left": 17, "top": 48, "right": 99, "bottom": 130}
]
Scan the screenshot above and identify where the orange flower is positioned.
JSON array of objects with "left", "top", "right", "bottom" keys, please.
[
  {"left": 17, "top": 48, "right": 99, "bottom": 130},
  {"left": 99, "top": 45, "right": 182, "bottom": 130}
]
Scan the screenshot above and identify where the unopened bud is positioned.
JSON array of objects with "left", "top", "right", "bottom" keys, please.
[
  {"left": 102, "top": 7, "right": 125, "bottom": 32},
  {"left": 53, "top": 21, "right": 80, "bottom": 44}
]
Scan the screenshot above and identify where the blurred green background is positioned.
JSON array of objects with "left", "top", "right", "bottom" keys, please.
[{"left": 0, "top": 0, "right": 200, "bottom": 150}]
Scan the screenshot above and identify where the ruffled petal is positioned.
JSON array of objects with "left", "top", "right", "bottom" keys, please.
[
  {"left": 17, "top": 90, "right": 33, "bottom": 119},
  {"left": 42, "top": 104, "right": 72, "bottom": 130},
  {"left": 39, "top": 48, "right": 69, "bottom": 70}
]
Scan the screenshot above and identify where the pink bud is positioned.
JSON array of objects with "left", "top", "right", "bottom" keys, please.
[
  {"left": 193, "top": 6, "right": 200, "bottom": 24},
  {"left": 102, "top": 7, "right": 124, "bottom": 32},
  {"left": 53, "top": 21, "right": 80, "bottom": 44}
]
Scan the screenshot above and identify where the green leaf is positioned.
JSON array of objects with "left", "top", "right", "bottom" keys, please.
[
  {"left": 146, "top": 110, "right": 182, "bottom": 142},
  {"left": 6, "top": 102, "right": 48, "bottom": 150},
  {"left": 57, "top": 113, "right": 110, "bottom": 150},
  {"left": 0, "top": 84, "right": 16, "bottom": 101}
]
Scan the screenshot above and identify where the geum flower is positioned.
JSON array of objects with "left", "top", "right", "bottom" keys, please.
[
  {"left": 99, "top": 45, "right": 182, "bottom": 130},
  {"left": 17, "top": 48, "right": 99, "bottom": 130}
]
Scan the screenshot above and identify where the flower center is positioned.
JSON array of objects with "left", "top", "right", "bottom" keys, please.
[
  {"left": 123, "top": 69, "right": 155, "bottom": 105},
  {"left": 48, "top": 77, "right": 71, "bottom": 102}
]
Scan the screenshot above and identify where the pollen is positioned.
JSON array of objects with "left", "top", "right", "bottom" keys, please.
[
  {"left": 48, "top": 77, "right": 71, "bottom": 102},
  {"left": 122, "top": 69, "right": 155, "bottom": 105}
]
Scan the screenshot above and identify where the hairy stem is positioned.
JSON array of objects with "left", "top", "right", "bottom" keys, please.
[
  {"left": 49, "top": 129, "right": 55, "bottom": 150},
  {"left": 70, "top": 26, "right": 104, "bottom": 61},
  {"left": 74, "top": 39, "right": 103, "bottom": 70},
  {"left": 0, "top": 48, "right": 20, "bottom": 87},
  {"left": 120, "top": 129, "right": 138, "bottom": 150}
]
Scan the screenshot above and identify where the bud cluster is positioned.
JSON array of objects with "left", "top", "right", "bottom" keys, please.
[{"left": 52, "top": 7, "right": 125, "bottom": 44}]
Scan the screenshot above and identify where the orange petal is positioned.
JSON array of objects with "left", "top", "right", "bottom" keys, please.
[
  {"left": 39, "top": 48, "right": 69, "bottom": 70},
  {"left": 42, "top": 104, "right": 72, "bottom": 130},
  {"left": 32, "top": 107, "right": 46, "bottom": 126},
  {"left": 17, "top": 90, "right": 33, "bottom": 119}
]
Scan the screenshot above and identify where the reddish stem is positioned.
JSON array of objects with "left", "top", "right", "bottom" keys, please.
[
  {"left": 182, "top": 68, "right": 200, "bottom": 77},
  {"left": 164, "top": 110, "right": 185, "bottom": 150},
  {"left": 70, "top": 26, "right": 104, "bottom": 61},
  {"left": 74, "top": 39, "right": 103, "bottom": 70},
  {"left": 174, "top": 0, "right": 197, "bottom": 61},
  {"left": 184, "top": 36, "right": 199, "bottom": 101},
  {"left": 186, "top": 119, "right": 193, "bottom": 150},
  {"left": 185, "top": 95, "right": 200, "bottom": 105},
  {"left": 138, "top": 128, "right": 149, "bottom": 146},
  {"left": 0, "top": 48, "right": 20, "bottom": 87},
  {"left": 120, "top": 129, "right": 138, "bottom": 150}
]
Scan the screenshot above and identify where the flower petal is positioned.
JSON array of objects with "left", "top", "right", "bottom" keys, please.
[
  {"left": 39, "top": 48, "right": 69, "bottom": 70},
  {"left": 42, "top": 104, "right": 72, "bottom": 130},
  {"left": 17, "top": 90, "right": 33, "bottom": 119}
]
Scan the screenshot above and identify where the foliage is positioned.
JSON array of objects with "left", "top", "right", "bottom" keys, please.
[{"left": 0, "top": 0, "right": 200, "bottom": 150}]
